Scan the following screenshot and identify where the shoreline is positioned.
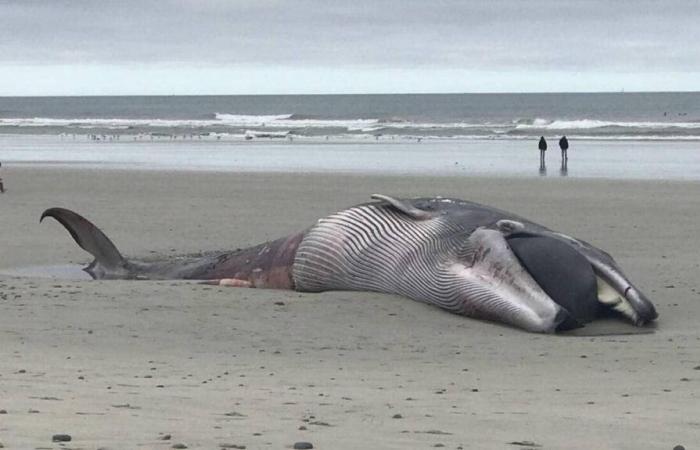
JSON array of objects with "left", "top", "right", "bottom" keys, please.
[
  {"left": 5, "top": 162, "right": 700, "bottom": 184},
  {"left": 3, "top": 136, "right": 700, "bottom": 181},
  {"left": 4, "top": 130, "right": 700, "bottom": 141}
]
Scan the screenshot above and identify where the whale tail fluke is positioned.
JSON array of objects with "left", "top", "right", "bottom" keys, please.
[{"left": 41, "top": 208, "right": 127, "bottom": 279}]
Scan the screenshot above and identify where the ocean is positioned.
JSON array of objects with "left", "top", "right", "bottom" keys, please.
[{"left": 1, "top": 92, "right": 700, "bottom": 179}]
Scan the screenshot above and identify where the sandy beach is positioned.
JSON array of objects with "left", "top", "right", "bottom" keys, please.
[{"left": 0, "top": 167, "right": 699, "bottom": 450}]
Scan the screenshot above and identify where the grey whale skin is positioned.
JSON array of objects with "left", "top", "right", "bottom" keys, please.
[{"left": 41, "top": 194, "right": 657, "bottom": 333}]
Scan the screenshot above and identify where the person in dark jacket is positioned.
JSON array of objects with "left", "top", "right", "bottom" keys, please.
[
  {"left": 538, "top": 136, "right": 547, "bottom": 169},
  {"left": 559, "top": 135, "right": 569, "bottom": 167},
  {"left": 0, "top": 161, "right": 4, "bottom": 193}
]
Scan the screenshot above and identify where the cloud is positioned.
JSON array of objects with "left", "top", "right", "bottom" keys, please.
[{"left": 1, "top": 0, "right": 699, "bottom": 72}]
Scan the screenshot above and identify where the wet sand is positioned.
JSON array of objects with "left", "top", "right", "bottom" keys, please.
[{"left": 0, "top": 167, "right": 698, "bottom": 449}]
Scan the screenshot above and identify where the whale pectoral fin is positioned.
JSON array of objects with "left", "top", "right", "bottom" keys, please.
[
  {"left": 200, "top": 278, "right": 254, "bottom": 288},
  {"left": 371, "top": 194, "right": 432, "bottom": 220},
  {"left": 41, "top": 207, "right": 126, "bottom": 278},
  {"left": 506, "top": 234, "right": 600, "bottom": 329}
]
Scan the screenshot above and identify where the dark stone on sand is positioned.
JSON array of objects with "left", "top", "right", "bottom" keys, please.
[
  {"left": 172, "top": 444, "right": 188, "bottom": 449},
  {"left": 293, "top": 442, "right": 313, "bottom": 449},
  {"left": 392, "top": 414, "right": 403, "bottom": 419},
  {"left": 52, "top": 434, "right": 72, "bottom": 442},
  {"left": 161, "top": 434, "right": 172, "bottom": 440},
  {"left": 309, "top": 420, "right": 330, "bottom": 426},
  {"left": 673, "top": 446, "right": 685, "bottom": 450},
  {"left": 0, "top": 409, "right": 6, "bottom": 414}
]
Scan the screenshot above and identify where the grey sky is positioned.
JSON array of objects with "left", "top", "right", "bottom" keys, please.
[{"left": 1, "top": 0, "right": 698, "bottom": 94}]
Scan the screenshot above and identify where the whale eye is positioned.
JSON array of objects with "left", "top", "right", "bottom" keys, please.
[{"left": 496, "top": 220, "right": 525, "bottom": 235}]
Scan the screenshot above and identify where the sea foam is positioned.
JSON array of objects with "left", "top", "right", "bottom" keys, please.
[{"left": 2, "top": 114, "right": 700, "bottom": 140}]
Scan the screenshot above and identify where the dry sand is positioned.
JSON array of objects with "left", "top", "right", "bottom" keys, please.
[{"left": 0, "top": 167, "right": 699, "bottom": 450}]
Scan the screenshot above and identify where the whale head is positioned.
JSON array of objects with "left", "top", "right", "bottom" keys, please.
[{"left": 488, "top": 220, "right": 658, "bottom": 329}]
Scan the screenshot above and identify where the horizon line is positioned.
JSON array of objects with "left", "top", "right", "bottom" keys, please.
[{"left": 2, "top": 90, "right": 699, "bottom": 98}]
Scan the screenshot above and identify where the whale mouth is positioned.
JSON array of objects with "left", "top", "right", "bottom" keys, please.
[{"left": 504, "top": 232, "right": 657, "bottom": 330}]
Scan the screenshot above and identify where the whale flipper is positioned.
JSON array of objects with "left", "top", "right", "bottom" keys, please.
[
  {"left": 507, "top": 235, "right": 600, "bottom": 330},
  {"left": 41, "top": 208, "right": 126, "bottom": 279}
]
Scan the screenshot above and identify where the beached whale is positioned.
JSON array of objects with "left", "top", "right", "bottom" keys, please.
[{"left": 41, "top": 194, "right": 657, "bottom": 333}]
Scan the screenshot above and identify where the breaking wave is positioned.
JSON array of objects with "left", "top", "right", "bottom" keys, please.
[
  {"left": 1, "top": 114, "right": 700, "bottom": 140},
  {"left": 515, "top": 118, "right": 700, "bottom": 130}
]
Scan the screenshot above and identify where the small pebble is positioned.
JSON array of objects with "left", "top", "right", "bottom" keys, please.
[
  {"left": 392, "top": 414, "right": 403, "bottom": 419},
  {"left": 0, "top": 409, "right": 6, "bottom": 414},
  {"left": 293, "top": 442, "right": 313, "bottom": 449},
  {"left": 52, "top": 434, "right": 72, "bottom": 442},
  {"left": 161, "top": 434, "right": 172, "bottom": 440},
  {"left": 673, "top": 446, "right": 685, "bottom": 450},
  {"left": 172, "top": 444, "right": 188, "bottom": 449}
]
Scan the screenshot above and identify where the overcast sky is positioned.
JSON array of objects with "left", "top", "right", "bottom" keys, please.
[{"left": 1, "top": 0, "right": 698, "bottom": 95}]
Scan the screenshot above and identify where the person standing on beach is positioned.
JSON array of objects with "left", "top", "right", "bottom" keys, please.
[
  {"left": 559, "top": 135, "right": 569, "bottom": 168},
  {"left": 0, "top": 161, "right": 5, "bottom": 193},
  {"left": 538, "top": 136, "right": 547, "bottom": 169}
]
